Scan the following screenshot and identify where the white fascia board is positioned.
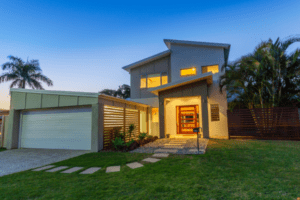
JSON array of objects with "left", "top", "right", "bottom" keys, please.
[{"left": 10, "top": 88, "right": 99, "bottom": 98}]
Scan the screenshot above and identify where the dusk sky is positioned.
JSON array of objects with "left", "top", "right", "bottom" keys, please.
[{"left": 1, "top": 0, "right": 300, "bottom": 109}]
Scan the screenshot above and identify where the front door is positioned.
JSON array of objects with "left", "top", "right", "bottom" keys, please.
[{"left": 176, "top": 105, "right": 199, "bottom": 134}]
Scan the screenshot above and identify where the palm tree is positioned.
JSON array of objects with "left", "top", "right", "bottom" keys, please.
[
  {"left": 0, "top": 56, "right": 53, "bottom": 89},
  {"left": 219, "top": 36, "right": 300, "bottom": 109}
]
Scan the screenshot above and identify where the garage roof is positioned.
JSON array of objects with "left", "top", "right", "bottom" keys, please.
[{"left": 10, "top": 88, "right": 99, "bottom": 98}]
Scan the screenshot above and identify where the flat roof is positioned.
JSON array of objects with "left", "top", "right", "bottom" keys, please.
[
  {"left": 10, "top": 88, "right": 99, "bottom": 98},
  {"left": 10, "top": 88, "right": 150, "bottom": 108},
  {"left": 122, "top": 50, "right": 171, "bottom": 72},
  {"left": 148, "top": 72, "right": 213, "bottom": 95},
  {"left": 164, "top": 39, "right": 231, "bottom": 49}
]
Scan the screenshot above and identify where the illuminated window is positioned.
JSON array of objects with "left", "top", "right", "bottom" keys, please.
[
  {"left": 152, "top": 108, "right": 159, "bottom": 122},
  {"left": 202, "top": 65, "right": 219, "bottom": 74},
  {"left": 147, "top": 73, "right": 161, "bottom": 88},
  {"left": 140, "top": 72, "right": 168, "bottom": 88},
  {"left": 161, "top": 72, "right": 168, "bottom": 85},
  {"left": 180, "top": 67, "right": 197, "bottom": 76},
  {"left": 140, "top": 75, "right": 146, "bottom": 88}
]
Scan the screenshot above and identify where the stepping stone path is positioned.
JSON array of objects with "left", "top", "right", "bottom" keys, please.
[
  {"left": 46, "top": 166, "right": 68, "bottom": 172},
  {"left": 154, "top": 149, "right": 178, "bottom": 153},
  {"left": 152, "top": 153, "right": 169, "bottom": 158},
  {"left": 61, "top": 167, "right": 83, "bottom": 174},
  {"left": 142, "top": 158, "right": 161, "bottom": 163},
  {"left": 80, "top": 167, "right": 101, "bottom": 174},
  {"left": 106, "top": 166, "right": 120, "bottom": 173},
  {"left": 31, "top": 153, "right": 170, "bottom": 174},
  {"left": 126, "top": 162, "right": 143, "bottom": 169},
  {"left": 32, "top": 165, "right": 55, "bottom": 171}
]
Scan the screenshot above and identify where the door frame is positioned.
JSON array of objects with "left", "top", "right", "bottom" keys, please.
[{"left": 176, "top": 105, "right": 199, "bottom": 134}]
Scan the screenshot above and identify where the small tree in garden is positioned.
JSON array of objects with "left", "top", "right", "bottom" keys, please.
[{"left": 128, "top": 124, "right": 135, "bottom": 139}]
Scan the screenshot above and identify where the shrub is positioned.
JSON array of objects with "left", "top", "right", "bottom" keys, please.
[
  {"left": 128, "top": 124, "right": 136, "bottom": 138},
  {"left": 125, "top": 139, "right": 135, "bottom": 148},
  {"left": 138, "top": 132, "right": 148, "bottom": 140},
  {"left": 111, "top": 137, "right": 125, "bottom": 150}
]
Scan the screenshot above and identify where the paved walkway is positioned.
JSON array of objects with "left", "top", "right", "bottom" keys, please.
[
  {"left": 0, "top": 149, "right": 90, "bottom": 177},
  {"left": 130, "top": 138, "right": 209, "bottom": 154}
]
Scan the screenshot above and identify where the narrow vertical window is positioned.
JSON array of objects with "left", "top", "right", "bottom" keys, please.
[
  {"left": 152, "top": 108, "right": 159, "bottom": 122},
  {"left": 211, "top": 104, "right": 220, "bottom": 121},
  {"left": 140, "top": 75, "right": 147, "bottom": 88},
  {"left": 161, "top": 72, "right": 168, "bottom": 85}
]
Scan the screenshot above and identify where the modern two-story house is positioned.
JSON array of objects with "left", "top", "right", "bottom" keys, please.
[
  {"left": 123, "top": 39, "right": 230, "bottom": 139},
  {"left": 2, "top": 39, "right": 230, "bottom": 152}
]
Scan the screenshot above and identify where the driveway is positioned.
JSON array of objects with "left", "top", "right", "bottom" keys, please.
[{"left": 0, "top": 149, "right": 90, "bottom": 177}]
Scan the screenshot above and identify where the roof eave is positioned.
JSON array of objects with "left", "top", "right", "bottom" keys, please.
[
  {"left": 122, "top": 50, "right": 171, "bottom": 72},
  {"left": 148, "top": 73, "right": 213, "bottom": 95}
]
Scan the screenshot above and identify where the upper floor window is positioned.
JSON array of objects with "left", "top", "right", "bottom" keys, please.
[
  {"left": 202, "top": 65, "right": 219, "bottom": 74},
  {"left": 180, "top": 67, "right": 197, "bottom": 77},
  {"left": 140, "top": 72, "right": 168, "bottom": 88}
]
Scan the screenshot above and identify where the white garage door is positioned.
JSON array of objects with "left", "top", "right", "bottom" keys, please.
[{"left": 20, "top": 107, "right": 92, "bottom": 150}]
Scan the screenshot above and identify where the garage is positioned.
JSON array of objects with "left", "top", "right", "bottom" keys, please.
[
  {"left": 20, "top": 107, "right": 92, "bottom": 150},
  {"left": 4, "top": 88, "right": 150, "bottom": 152}
]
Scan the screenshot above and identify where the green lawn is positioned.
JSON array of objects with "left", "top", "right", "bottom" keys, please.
[{"left": 1, "top": 139, "right": 300, "bottom": 200}]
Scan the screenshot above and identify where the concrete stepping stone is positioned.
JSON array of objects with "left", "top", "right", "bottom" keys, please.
[
  {"left": 61, "top": 167, "right": 83, "bottom": 174},
  {"left": 163, "top": 146, "right": 184, "bottom": 149},
  {"left": 126, "top": 162, "right": 144, "bottom": 169},
  {"left": 106, "top": 166, "right": 120, "bottom": 173},
  {"left": 142, "top": 157, "right": 161, "bottom": 163},
  {"left": 46, "top": 166, "right": 68, "bottom": 172},
  {"left": 154, "top": 149, "right": 178, "bottom": 153},
  {"left": 80, "top": 167, "right": 101, "bottom": 174},
  {"left": 152, "top": 153, "right": 169, "bottom": 158},
  {"left": 32, "top": 165, "right": 55, "bottom": 171},
  {"left": 188, "top": 149, "right": 205, "bottom": 154}
]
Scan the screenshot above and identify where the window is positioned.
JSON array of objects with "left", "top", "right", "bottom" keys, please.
[
  {"left": 140, "top": 75, "right": 146, "bottom": 88},
  {"left": 202, "top": 65, "right": 219, "bottom": 74},
  {"left": 152, "top": 108, "right": 159, "bottom": 122},
  {"left": 180, "top": 67, "right": 197, "bottom": 77},
  {"left": 140, "top": 72, "right": 168, "bottom": 88},
  {"left": 211, "top": 104, "right": 220, "bottom": 121},
  {"left": 147, "top": 73, "right": 161, "bottom": 88},
  {"left": 161, "top": 72, "right": 168, "bottom": 85}
]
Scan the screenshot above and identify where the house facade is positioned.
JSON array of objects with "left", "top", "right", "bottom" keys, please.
[
  {"left": 123, "top": 39, "right": 230, "bottom": 139},
  {"left": 2, "top": 39, "right": 230, "bottom": 152}
]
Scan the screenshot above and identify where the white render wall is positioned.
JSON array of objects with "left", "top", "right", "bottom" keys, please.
[
  {"left": 169, "top": 43, "right": 228, "bottom": 139},
  {"left": 169, "top": 44, "right": 225, "bottom": 83},
  {"left": 164, "top": 97, "right": 202, "bottom": 137}
]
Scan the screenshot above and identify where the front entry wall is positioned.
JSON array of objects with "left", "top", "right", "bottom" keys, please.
[
  {"left": 165, "top": 97, "right": 202, "bottom": 137},
  {"left": 159, "top": 80, "right": 209, "bottom": 138}
]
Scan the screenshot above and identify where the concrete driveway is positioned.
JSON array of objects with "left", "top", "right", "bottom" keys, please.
[{"left": 0, "top": 149, "right": 90, "bottom": 177}]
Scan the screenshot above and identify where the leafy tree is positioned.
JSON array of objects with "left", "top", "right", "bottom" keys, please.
[
  {"left": 219, "top": 36, "right": 300, "bottom": 109},
  {"left": 116, "top": 84, "right": 130, "bottom": 99},
  {"left": 0, "top": 56, "right": 53, "bottom": 89},
  {"left": 99, "top": 89, "right": 117, "bottom": 97},
  {"left": 99, "top": 84, "right": 130, "bottom": 99}
]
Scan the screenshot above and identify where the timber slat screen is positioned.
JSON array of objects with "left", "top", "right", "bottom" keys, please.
[
  {"left": 228, "top": 107, "right": 300, "bottom": 140},
  {"left": 103, "top": 105, "right": 140, "bottom": 150}
]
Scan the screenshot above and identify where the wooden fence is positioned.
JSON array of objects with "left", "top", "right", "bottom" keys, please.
[
  {"left": 228, "top": 107, "right": 300, "bottom": 140},
  {"left": 103, "top": 105, "right": 140, "bottom": 150}
]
